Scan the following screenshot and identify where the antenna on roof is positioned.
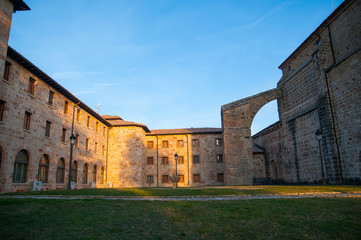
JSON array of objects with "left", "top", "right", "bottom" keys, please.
[
  {"left": 331, "top": 0, "right": 334, "bottom": 11},
  {"left": 96, "top": 103, "right": 101, "bottom": 114}
]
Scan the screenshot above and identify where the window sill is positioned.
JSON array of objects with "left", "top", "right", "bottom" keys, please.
[
  {"left": 0, "top": 121, "right": 4, "bottom": 125},
  {"left": 48, "top": 104, "right": 54, "bottom": 109},
  {"left": 27, "top": 93, "right": 36, "bottom": 99},
  {"left": 23, "top": 129, "right": 31, "bottom": 133},
  {"left": 55, "top": 183, "right": 65, "bottom": 185},
  {"left": 61, "top": 142, "right": 66, "bottom": 145},
  {"left": 44, "top": 136, "right": 52, "bottom": 140},
  {"left": 12, "top": 182, "right": 28, "bottom": 185},
  {"left": 2, "top": 79, "right": 10, "bottom": 85}
]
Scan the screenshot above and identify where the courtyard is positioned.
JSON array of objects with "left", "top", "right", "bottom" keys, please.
[{"left": 1, "top": 186, "right": 360, "bottom": 239}]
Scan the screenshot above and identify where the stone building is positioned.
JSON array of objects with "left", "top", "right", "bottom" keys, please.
[
  {"left": 1, "top": 0, "right": 360, "bottom": 193},
  {"left": 223, "top": 0, "right": 361, "bottom": 185}
]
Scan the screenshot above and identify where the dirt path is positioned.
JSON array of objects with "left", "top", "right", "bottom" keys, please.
[{"left": 1, "top": 192, "right": 361, "bottom": 201}]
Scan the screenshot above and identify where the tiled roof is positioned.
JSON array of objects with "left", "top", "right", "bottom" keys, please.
[
  {"left": 102, "top": 115, "right": 123, "bottom": 121},
  {"left": 147, "top": 128, "right": 222, "bottom": 135},
  {"left": 103, "top": 116, "right": 150, "bottom": 132}
]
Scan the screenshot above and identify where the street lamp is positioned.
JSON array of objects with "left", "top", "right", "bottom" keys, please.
[
  {"left": 315, "top": 129, "right": 326, "bottom": 186},
  {"left": 68, "top": 134, "right": 76, "bottom": 190}
]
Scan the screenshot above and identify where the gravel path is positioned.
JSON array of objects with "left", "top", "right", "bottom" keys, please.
[{"left": 1, "top": 192, "right": 361, "bottom": 201}]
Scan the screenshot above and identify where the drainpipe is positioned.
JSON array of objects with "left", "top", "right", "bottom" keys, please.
[
  {"left": 106, "top": 127, "right": 110, "bottom": 183},
  {"left": 156, "top": 135, "right": 159, "bottom": 187},
  {"left": 323, "top": 26, "right": 343, "bottom": 182},
  {"left": 187, "top": 134, "right": 190, "bottom": 186}
]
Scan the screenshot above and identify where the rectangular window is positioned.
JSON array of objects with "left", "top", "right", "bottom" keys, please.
[
  {"left": 87, "top": 116, "right": 90, "bottom": 127},
  {"left": 45, "top": 121, "right": 51, "bottom": 137},
  {"left": 179, "top": 175, "right": 184, "bottom": 183},
  {"left": 48, "top": 90, "right": 54, "bottom": 105},
  {"left": 147, "top": 157, "right": 154, "bottom": 165},
  {"left": 102, "top": 145, "right": 105, "bottom": 156},
  {"left": 193, "top": 155, "right": 200, "bottom": 164},
  {"left": 86, "top": 138, "right": 89, "bottom": 151},
  {"left": 77, "top": 109, "right": 81, "bottom": 122},
  {"left": 103, "top": 127, "right": 106, "bottom": 137},
  {"left": 64, "top": 101, "right": 69, "bottom": 114},
  {"left": 216, "top": 154, "right": 223, "bottom": 163},
  {"left": 62, "top": 128, "right": 66, "bottom": 143},
  {"left": 28, "top": 77, "right": 35, "bottom": 95},
  {"left": 147, "top": 175, "right": 154, "bottom": 183},
  {"left": 95, "top": 142, "right": 98, "bottom": 153},
  {"left": 192, "top": 139, "right": 199, "bottom": 147},
  {"left": 177, "top": 140, "right": 184, "bottom": 147},
  {"left": 162, "top": 140, "right": 168, "bottom": 148},
  {"left": 193, "top": 174, "right": 200, "bottom": 182},
  {"left": 162, "top": 157, "right": 168, "bottom": 164},
  {"left": 23, "top": 111, "right": 31, "bottom": 130},
  {"left": 178, "top": 156, "right": 184, "bottom": 164},
  {"left": 75, "top": 134, "right": 79, "bottom": 147},
  {"left": 96, "top": 122, "right": 99, "bottom": 132},
  {"left": 162, "top": 175, "right": 169, "bottom": 183},
  {"left": 217, "top": 173, "right": 224, "bottom": 182},
  {"left": 147, "top": 141, "right": 154, "bottom": 148},
  {"left": 3, "top": 61, "right": 11, "bottom": 81},
  {"left": 0, "top": 100, "right": 5, "bottom": 122},
  {"left": 216, "top": 138, "right": 222, "bottom": 146}
]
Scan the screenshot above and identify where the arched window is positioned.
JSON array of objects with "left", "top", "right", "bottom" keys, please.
[
  {"left": 82, "top": 164, "right": 88, "bottom": 184},
  {"left": 71, "top": 161, "right": 78, "bottom": 183},
  {"left": 100, "top": 167, "right": 105, "bottom": 184},
  {"left": 13, "top": 150, "right": 29, "bottom": 183},
  {"left": 56, "top": 158, "right": 65, "bottom": 183},
  {"left": 92, "top": 165, "right": 97, "bottom": 183},
  {"left": 38, "top": 155, "right": 49, "bottom": 183}
]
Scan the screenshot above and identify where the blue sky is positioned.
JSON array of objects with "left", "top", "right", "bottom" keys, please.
[{"left": 9, "top": 0, "right": 343, "bottom": 133}]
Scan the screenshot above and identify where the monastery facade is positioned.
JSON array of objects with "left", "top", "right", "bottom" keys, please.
[{"left": 0, "top": 0, "right": 360, "bottom": 193}]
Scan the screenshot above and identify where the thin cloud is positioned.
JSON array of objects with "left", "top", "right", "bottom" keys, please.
[{"left": 241, "top": 1, "right": 295, "bottom": 29}]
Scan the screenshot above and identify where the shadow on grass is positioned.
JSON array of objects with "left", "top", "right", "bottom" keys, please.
[{"left": 2, "top": 185, "right": 361, "bottom": 197}]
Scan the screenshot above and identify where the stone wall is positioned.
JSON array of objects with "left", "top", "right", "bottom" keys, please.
[
  {"left": 107, "top": 126, "right": 146, "bottom": 187},
  {"left": 223, "top": 0, "right": 360, "bottom": 185},
  {"left": 0, "top": 53, "right": 108, "bottom": 193},
  {"left": 145, "top": 133, "right": 224, "bottom": 187},
  {"left": 251, "top": 0, "right": 361, "bottom": 185},
  {"left": 252, "top": 122, "right": 282, "bottom": 182},
  {"left": 0, "top": 0, "right": 13, "bottom": 84}
]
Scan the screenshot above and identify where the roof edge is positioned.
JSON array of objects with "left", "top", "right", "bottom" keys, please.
[
  {"left": 7, "top": 46, "right": 111, "bottom": 127},
  {"left": 112, "top": 123, "right": 150, "bottom": 133},
  {"left": 10, "top": 0, "right": 30, "bottom": 11},
  {"left": 278, "top": 0, "right": 353, "bottom": 70}
]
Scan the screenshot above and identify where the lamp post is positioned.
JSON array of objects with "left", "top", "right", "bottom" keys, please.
[
  {"left": 315, "top": 129, "right": 326, "bottom": 186},
  {"left": 174, "top": 153, "right": 178, "bottom": 188},
  {"left": 68, "top": 134, "right": 76, "bottom": 190}
]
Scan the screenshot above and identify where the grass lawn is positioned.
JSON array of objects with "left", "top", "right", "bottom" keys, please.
[
  {"left": 3, "top": 185, "right": 361, "bottom": 196},
  {"left": 0, "top": 198, "right": 360, "bottom": 239}
]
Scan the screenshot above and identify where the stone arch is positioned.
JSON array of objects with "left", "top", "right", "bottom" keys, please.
[{"left": 221, "top": 88, "right": 282, "bottom": 185}]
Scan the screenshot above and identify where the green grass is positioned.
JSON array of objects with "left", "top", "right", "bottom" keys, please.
[
  {"left": 0, "top": 198, "right": 360, "bottom": 239},
  {"left": 3, "top": 185, "right": 361, "bottom": 196}
]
